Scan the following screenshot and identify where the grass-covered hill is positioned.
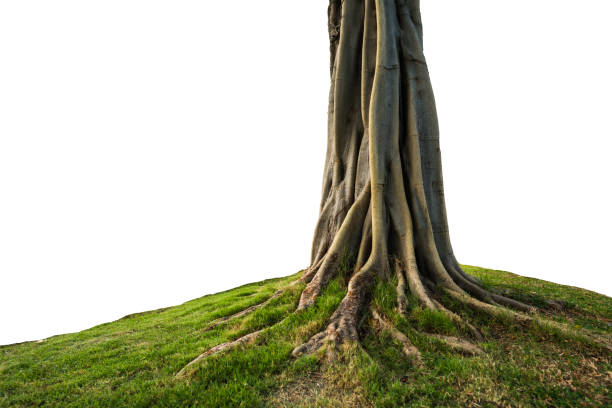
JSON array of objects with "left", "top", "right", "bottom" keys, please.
[{"left": 1, "top": 266, "right": 611, "bottom": 407}]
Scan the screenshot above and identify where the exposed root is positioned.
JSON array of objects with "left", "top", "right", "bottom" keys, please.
[
  {"left": 394, "top": 271, "right": 484, "bottom": 341},
  {"left": 489, "top": 291, "right": 537, "bottom": 313},
  {"left": 291, "top": 331, "right": 329, "bottom": 358},
  {"left": 299, "top": 258, "right": 324, "bottom": 284},
  {"left": 530, "top": 315, "right": 612, "bottom": 353},
  {"left": 203, "top": 290, "right": 284, "bottom": 332},
  {"left": 402, "top": 257, "right": 437, "bottom": 310},
  {"left": 370, "top": 307, "right": 422, "bottom": 366},
  {"left": 298, "top": 184, "right": 372, "bottom": 311},
  {"left": 444, "top": 289, "right": 532, "bottom": 325},
  {"left": 424, "top": 333, "right": 483, "bottom": 356},
  {"left": 291, "top": 314, "right": 360, "bottom": 361},
  {"left": 175, "top": 329, "right": 263, "bottom": 378},
  {"left": 440, "top": 262, "right": 536, "bottom": 314},
  {"left": 293, "top": 259, "right": 379, "bottom": 359},
  {"left": 442, "top": 285, "right": 608, "bottom": 346},
  {"left": 431, "top": 299, "right": 484, "bottom": 341},
  {"left": 442, "top": 288, "right": 612, "bottom": 351},
  {"left": 392, "top": 275, "right": 484, "bottom": 343}
]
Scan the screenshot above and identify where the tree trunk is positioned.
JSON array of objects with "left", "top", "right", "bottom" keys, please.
[
  {"left": 177, "top": 2, "right": 610, "bottom": 375},
  {"left": 290, "top": 0, "right": 534, "bottom": 355}
]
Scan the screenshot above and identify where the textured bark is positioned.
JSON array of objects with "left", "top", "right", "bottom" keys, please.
[{"left": 293, "top": 0, "right": 531, "bottom": 355}]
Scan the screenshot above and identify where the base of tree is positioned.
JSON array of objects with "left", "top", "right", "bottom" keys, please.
[
  {"left": 4, "top": 266, "right": 610, "bottom": 407},
  {"left": 175, "top": 266, "right": 611, "bottom": 378}
]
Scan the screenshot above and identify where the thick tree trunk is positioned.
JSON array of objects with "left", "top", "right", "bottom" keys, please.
[
  {"left": 176, "top": 2, "right": 611, "bottom": 376},
  {"left": 292, "top": 0, "right": 535, "bottom": 354}
]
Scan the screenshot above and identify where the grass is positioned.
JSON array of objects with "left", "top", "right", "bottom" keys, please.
[{"left": 1, "top": 266, "right": 610, "bottom": 407}]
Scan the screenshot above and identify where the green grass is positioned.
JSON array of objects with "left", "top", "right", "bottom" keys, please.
[{"left": 1, "top": 266, "right": 610, "bottom": 407}]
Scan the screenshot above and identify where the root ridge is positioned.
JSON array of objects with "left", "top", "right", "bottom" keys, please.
[
  {"left": 203, "top": 290, "right": 284, "bottom": 332},
  {"left": 425, "top": 334, "right": 483, "bottom": 356},
  {"left": 371, "top": 307, "right": 422, "bottom": 365},
  {"left": 293, "top": 264, "right": 375, "bottom": 359},
  {"left": 175, "top": 330, "right": 263, "bottom": 378},
  {"left": 431, "top": 299, "right": 484, "bottom": 341}
]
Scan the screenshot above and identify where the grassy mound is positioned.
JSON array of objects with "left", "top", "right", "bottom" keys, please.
[{"left": 1, "top": 266, "right": 610, "bottom": 407}]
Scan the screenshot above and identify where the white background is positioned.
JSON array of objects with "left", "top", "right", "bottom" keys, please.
[{"left": 1, "top": 1, "right": 610, "bottom": 346}]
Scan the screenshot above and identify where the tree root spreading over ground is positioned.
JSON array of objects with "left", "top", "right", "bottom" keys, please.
[{"left": 175, "top": 0, "right": 611, "bottom": 377}]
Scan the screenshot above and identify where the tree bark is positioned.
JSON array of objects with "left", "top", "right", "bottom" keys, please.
[{"left": 292, "top": 0, "right": 535, "bottom": 355}]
